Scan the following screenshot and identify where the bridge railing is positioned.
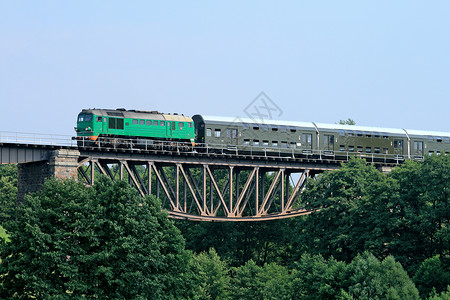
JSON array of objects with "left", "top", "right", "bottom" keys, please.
[
  {"left": 0, "top": 131, "right": 77, "bottom": 147},
  {"left": 75, "top": 136, "right": 409, "bottom": 165}
]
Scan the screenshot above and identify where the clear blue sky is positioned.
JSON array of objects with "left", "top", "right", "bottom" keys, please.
[{"left": 1, "top": 1, "right": 449, "bottom": 136}]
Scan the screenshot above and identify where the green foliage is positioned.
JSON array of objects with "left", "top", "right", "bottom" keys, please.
[
  {"left": 338, "top": 118, "right": 356, "bottom": 125},
  {"left": 427, "top": 286, "right": 450, "bottom": 300},
  {"left": 413, "top": 255, "right": 450, "bottom": 298},
  {"left": 0, "top": 164, "right": 18, "bottom": 225},
  {"left": 290, "top": 254, "right": 347, "bottom": 299},
  {"left": 176, "top": 219, "right": 293, "bottom": 267},
  {"left": 347, "top": 252, "right": 419, "bottom": 299},
  {"left": 296, "top": 158, "right": 392, "bottom": 261},
  {"left": 0, "top": 226, "right": 8, "bottom": 243},
  {"left": 229, "top": 260, "right": 291, "bottom": 300},
  {"left": 0, "top": 177, "right": 191, "bottom": 299},
  {"left": 188, "top": 248, "right": 230, "bottom": 300}
]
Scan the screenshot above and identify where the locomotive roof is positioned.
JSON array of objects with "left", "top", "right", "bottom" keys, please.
[{"left": 80, "top": 109, "right": 193, "bottom": 122}]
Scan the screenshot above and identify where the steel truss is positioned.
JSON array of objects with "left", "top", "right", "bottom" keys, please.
[{"left": 77, "top": 153, "right": 336, "bottom": 221}]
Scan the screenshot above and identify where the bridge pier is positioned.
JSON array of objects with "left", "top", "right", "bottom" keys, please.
[{"left": 17, "top": 149, "right": 80, "bottom": 203}]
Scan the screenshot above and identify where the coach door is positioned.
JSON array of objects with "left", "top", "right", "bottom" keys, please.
[
  {"left": 324, "top": 134, "right": 335, "bottom": 151},
  {"left": 393, "top": 139, "right": 404, "bottom": 156},
  {"left": 226, "top": 128, "right": 238, "bottom": 145}
]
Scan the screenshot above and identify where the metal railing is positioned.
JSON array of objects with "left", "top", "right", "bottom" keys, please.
[
  {"left": 0, "top": 131, "right": 77, "bottom": 147},
  {"left": 0, "top": 132, "right": 416, "bottom": 165}
]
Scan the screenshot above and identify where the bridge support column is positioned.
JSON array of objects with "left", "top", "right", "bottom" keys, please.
[{"left": 17, "top": 149, "right": 80, "bottom": 203}]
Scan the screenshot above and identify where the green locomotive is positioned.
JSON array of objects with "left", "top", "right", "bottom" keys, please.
[{"left": 74, "top": 108, "right": 195, "bottom": 146}]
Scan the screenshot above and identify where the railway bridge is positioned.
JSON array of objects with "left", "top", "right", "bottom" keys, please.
[{"left": 0, "top": 132, "right": 397, "bottom": 221}]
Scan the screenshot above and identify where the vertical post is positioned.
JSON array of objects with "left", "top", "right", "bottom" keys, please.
[
  {"left": 148, "top": 162, "right": 152, "bottom": 195},
  {"left": 229, "top": 166, "right": 233, "bottom": 216},
  {"left": 176, "top": 164, "right": 180, "bottom": 211},
  {"left": 119, "top": 161, "right": 124, "bottom": 180},
  {"left": 281, "top": 169, "right": 285, "bottom": 212},
  {"left": 183, "top": 175, "right": 187, "bottom": 213},
  {"left": 255, "top": 167, "right": 259, "bottom": 215},
  {"left": 90, "top": 160, "right": 95, "bottom": 185},
  {"left": 203, "top": 165, "right": 207, "bottom": 214}
]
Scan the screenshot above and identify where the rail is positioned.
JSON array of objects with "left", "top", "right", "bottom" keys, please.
[{"left": 0, "top": 131, "right": 77, "bottom": 147}]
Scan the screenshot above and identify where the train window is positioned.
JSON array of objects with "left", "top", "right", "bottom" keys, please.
[
  {"left": 179, "top": 122, "right": 184, "bottom": 129},
  {"left": 428, "top": 151, "right": 434, "bottom": 156},
  {"left": 153, "top": 121, "right": 158, "bottom": 126},
  {"left": 281, "top": 141, "right": 288, "bottom": 148},
  {"left": 280, "top": 126, "right": 287, "bottom": 132},
  {"left": 383, "top": 136, "right": 389, "bottom": 139},
  {"left": 214, "top": 129, "right": 221, "bottom": 137},
  {"left": 290, "top": 142, "right": 296, "bottom": 149},
  {"left": 160, "top": 121, "right": 165, "bottom": 126},
  {"left": 167, "top": 122, "right": 171, "bottom": 127},
  {"left": 340, "top": 145, "right": 345, "bottom": 151},
  {"left": 290, "top": 127, "right": 297, "bottom": 133},
  {"left": 271, "top": 126, "right": 278, "bottom": 132},
  {"left": 366, "top": 147, "right": 372, "bottom": 153},
  {"left": 206, "top": 128, "right": 212, "bottom": 137},
  {"left": 374, "top": 147, "right": 380, "bottom": 154},
  {"left": 374, "top": 134, "right": 380, "bottom": 138},
  {"left": 339, "top": 130, "right": 345, "bottom": 136},
  {"left": 302, "top": 133, "right": 312, "bottom": 145},
  {"left": 243, "top": 139, "right": 250, "bottom": 145},
  {"left": 272, "top": 141, "right": 278, "bottom": 147},
  {"left": 347, "top": 131, "right": 354, "bottom": 136},
  {"left": 357, "top": 146, "right": 363, "bottom": 152},
  {"left": 172, "top": 122, "right": 176, "bottom": 130},
  {"left": 414, "top": 141, "right": 424, "bottom": 152},
  {"left": 117, "top": 118, "right": 124, "bottom": 130},
  {"left": 146, "top": 120, "right": 151, "bottom": 125},
  {"left": 357, "top": 132, "right": 363, "bottom": 137},
  {"left": 444, "top": 137, "right": 450, "bottom": 143},
  {"left": 348, "top": 146, "right": 354, "bottom": 152},
  {"left": 262, "top": 140, "right": 269, "bottom": 147},
  {"left": 437, "top": 138, "right": 443, "bottom": 143},
  {"left": 188, "top": 123, "right": 193, "bottom": 128},
  {"left": 253, "top": 140, "right": 259, "bottom": 146},
  {"left": 243, "top": 123, "right": 250, "bottom": 130},
  {"left": 394, "top": 140, "right": 403, "bottom": 149},
  {"left": 108, "top": 118, "right": 124, "bottom": 130},
  {"left": 383, "top": 148, "right": 389, "bottom": 154},
  {"left": 139, "top": 120, "right": 145, "bottom": 125},
  {"left": 366, "top": 134, "right": 372, "bottom": 138},
  {"left": 132, "top": 119, "right": 138, "bottom": 125},
  {"left": 253, "top": 126, "right": 259, "bottom": 130},
  {"left": 96, "top": 116, "right": 102, "bottom": 122}
]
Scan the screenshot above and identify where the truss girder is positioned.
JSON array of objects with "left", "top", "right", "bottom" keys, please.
[{"left": 77, "top": 155, "right": 335, "bottom": 221}]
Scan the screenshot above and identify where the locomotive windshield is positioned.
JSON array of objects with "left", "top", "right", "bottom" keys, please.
[{"left": 78, "top": 114, "right": 93, "bottom": 122}]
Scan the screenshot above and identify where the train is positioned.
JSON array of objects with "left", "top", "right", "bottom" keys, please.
[{"left": 75, "top": 108, "right": 450, "bottom": 161}]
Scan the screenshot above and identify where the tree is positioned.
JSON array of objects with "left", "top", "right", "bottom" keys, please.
[
  {"left": 338, "top": 118, "right": 356, "bottom": 125},
  {"left": 0, "top": 177, "right": 191, "bottom": 299},
  {"left": 187, "top": 248, "right": 230, "bottom": 300},
  {"left": 229, "top": 260, "right": 292, "bottom": 300},
  {"left": 294, "top": 158, "right": 392, "bottom": 262},
  {"left": 0, "top": 164, "right": 18, "bottom": 225},
  {"left": 388, "top": 155, "right": 450, "bottom": 271},
  {"left": 290, "top": 254, "right": 348, "bottom": 300},
  {"left": 347, "top": 252, "right": 419, "bottom": 300},
  {"left": 413, "top": 255, "right": 450, "bottom": 299}
]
